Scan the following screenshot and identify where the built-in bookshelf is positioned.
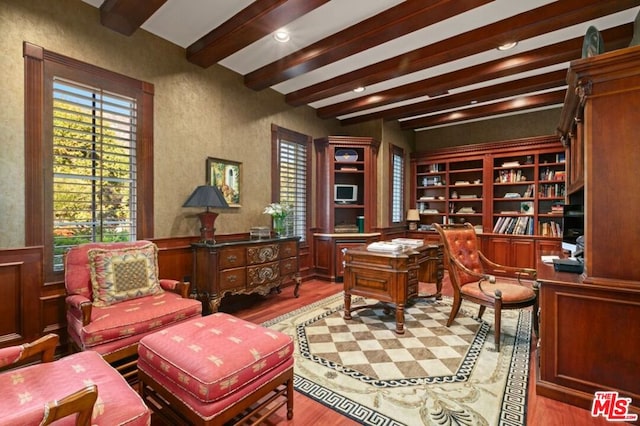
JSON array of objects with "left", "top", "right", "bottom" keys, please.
[
  {"left": 414, "top": 157, "right": 484, "bottom": 231},
  {"left": 491, "top": 149, "right": 565, "bottom": 237},
  {"left": 410, "top": 137, "right": 567, "bottom": 268}
]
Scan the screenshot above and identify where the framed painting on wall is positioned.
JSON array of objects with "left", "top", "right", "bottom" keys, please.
[{"left": 206, "top": 157, "right": 241, "bottom": 207}]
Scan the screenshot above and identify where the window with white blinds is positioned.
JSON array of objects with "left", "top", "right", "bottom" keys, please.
[
  {"left": 52, "top": 77, "right": 137, "bottom": 270},
  {"left": 278, "top": 139, "right": 308, "bottom": 241},
  {"left": 391, "top": 145, "right": 405, "bottom": 224}
]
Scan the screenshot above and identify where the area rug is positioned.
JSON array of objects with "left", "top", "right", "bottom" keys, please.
[{"left": 263, "top": 293, "right": 532, "bottom": 426}]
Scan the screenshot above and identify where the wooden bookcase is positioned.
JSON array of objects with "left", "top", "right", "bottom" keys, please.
[
  {"left": 314, "top": 136, "right": 379, "bottom": 233},
  {"left": 537, "top": 45, "right": 640, "bottom": 417},
  {"left": 313, "top": 136, "right": 381, "bottom": 282},
  {"left": 410, "top": 136, "right": 565, "bottom": 268}
]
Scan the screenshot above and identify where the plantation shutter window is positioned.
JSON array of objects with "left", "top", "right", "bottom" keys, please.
[
  {"left": 391, "top": 146, "right": 405, "bottom": 224},
  {"left": 271, "top": 125, "right": 311, "bottom": 243},
  {"left": 278, "top": 139, "right": 308, "bottom": 241},
  {"left": 51, "top": 78, "right": 138, "bottom": 270}
]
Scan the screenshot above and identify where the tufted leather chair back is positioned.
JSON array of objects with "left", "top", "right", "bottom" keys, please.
[{"left": 437, "top": 223, "right": 483, "bottom": 286}]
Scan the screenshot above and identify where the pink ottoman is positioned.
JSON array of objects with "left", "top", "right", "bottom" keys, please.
[{"left": 138, "top": 313, "right": 294, "bottom": 425}]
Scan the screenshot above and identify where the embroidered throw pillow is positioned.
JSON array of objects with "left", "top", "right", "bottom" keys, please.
[{"left": 88, "top": 243, "right": 163, "bottom": 307}]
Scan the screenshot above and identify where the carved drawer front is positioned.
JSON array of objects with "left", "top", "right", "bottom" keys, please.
[
  {"left": 280, "top": 258, "right": 298, "bottom": 276},
  {"left": 279, "top": 241, "right": 297, "bottom": 259},
  {"left": 219, "top": 247, "right": 246, "bottom": 270},
  {"left": 247, "top": 244, "right": 279, "bottom": 265},
  {"left": 408, "top": 268, "right": 418, "bottom": 281},
  {"left": 219, "top": 267, "right": 246, "bottom": 291},
  {"left": 247, "top": 261, "right": 280, "bottom": 286}
]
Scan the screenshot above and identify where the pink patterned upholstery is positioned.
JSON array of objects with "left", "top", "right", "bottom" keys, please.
[
  {"left": 66, "top": 291, "right": 202, "bottom": 354},
  {"left": 0, "top": 349, "right": 150, "bottom": 425},
  {"left": 138, "top": 313, "right": 294, "bottom": 421},
  {"left": 64, "top": 241, "right": 202, "bottom": 360}
]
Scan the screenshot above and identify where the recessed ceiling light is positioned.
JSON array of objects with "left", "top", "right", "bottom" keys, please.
[
  {"left": 497, "top": 41, "right": 518, "bottom": 51},
  {"left": 353, "top": 86, "right": 366, "bottom": 93},
  {"left": 273, "top": 30, "right": 290, "bottom": 43},
  {"left": 470, "top": 100, "right": 478, "bottom": 104}
]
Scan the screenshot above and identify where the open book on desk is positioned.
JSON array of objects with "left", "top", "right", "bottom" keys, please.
[{"left": 541, "top": 255, "right": 560, "bottom": 264}]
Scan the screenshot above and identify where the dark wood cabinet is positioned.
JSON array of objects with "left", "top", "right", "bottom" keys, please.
[
  {"left": 192, "top": 237, "right": 301, "bottom": 313},
  {"left": 314, "top": 136, "right": 379, "bottom": 234},
  {"left": 539, "top": 45, "right": 640, "bottom": 417},
  {"left": 313, "top": 233, "right": 380, "bottom": 282}
]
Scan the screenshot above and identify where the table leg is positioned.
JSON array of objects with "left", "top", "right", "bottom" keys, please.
[
  {"left": 344, "top": 292, "right": 352, "bottom": 320},
  {"left": 395, "top": 304, "right": 405, "bottom": 334}
]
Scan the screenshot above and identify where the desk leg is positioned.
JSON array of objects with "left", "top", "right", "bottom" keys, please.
[
  {"left": 395, "top": 304, "right": 405, "bottom": 335},
  {"left": 293, "top": 274, "right": 302, "bottom": 298},
  {"left": 344, "top": 292, "right": 352, "bottom": 320}
]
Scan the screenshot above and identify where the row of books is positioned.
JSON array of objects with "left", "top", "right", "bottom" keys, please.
[
  {"left": 496, "top": 169, "right": 526, "bottom": 183},
  {"left": 539, "top": 221, "right": 562, "bottom": 237},
  {"left": 493, "top": 216, "right": 534, "bottom": 235},
  {"left": 540, "top": 168, "right": 565, "bottom": 181},
  {"left": 539, "top": 183, "right": 565, "bottom": 197},
  {"left": 493, "top": 216, "right": 563, "bottom": 236}
]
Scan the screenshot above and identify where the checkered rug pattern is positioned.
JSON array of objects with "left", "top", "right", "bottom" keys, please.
[
  {"left": 264, "top": 294, "right": 531, "bottom": 426},
  {"left": 297, "top": 300, "right": 488, "bottom": 386}
]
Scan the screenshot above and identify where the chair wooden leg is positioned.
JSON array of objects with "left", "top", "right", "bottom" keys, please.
[
  {"left": 494, "top": 302, "right": 502, "bottom": 352},
  {"left": 478, "top": 305, "right": 486, "bottom": 319},
  {"left": 447, "top": 295, "right": 462, "bottom": 326},
  {"left": 532, "top": 281, "right": 540, "bottom": 337}
]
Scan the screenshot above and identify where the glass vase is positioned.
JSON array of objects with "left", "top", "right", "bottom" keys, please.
[{"left": 273, "top": 215, "right": 286, "bottom": 237}]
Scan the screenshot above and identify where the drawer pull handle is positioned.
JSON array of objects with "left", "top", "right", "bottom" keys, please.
[
  {"left": 226, "top": 255, "right": 237, "bottom": 263},
  {"left": 226, "top": 275, "right": 237, "bottom": 283}
]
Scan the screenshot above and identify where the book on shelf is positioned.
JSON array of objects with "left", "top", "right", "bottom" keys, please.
[
  {"left": 497, "top": 169, "right": 524, "bottom": 183},
  {"left": 538, "top": 220, "right": 562, "bottom": 237},
  {"left": 494, "top": 216, "right": 533, "bottom": 235},
  {"left": 504, "top": 192, "right": 521, "bottom": 198},
  {"left": 501, "top": 161, "right": 520, "bottom": 168}
]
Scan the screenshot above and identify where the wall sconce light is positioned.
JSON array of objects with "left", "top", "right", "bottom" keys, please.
[
  {"left": 406, "top": 209, "right": 420, "bottom": 231},
  {"left": 183, "top": 185, "right": 229, "bottom": 243}
]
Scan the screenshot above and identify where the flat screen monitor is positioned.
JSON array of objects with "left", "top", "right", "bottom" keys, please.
[
  {"left": 562, "top": 204, "right": 584, "bottom": 256},
  {"left": 334, "top": 184, "right": 357, "bottom": 204}
]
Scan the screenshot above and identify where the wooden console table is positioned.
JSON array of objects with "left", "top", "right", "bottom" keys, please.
[
  {"left": 343, "top": 244, "right": 443, "bottom": 334},
  {"left": 192, "top": 236, "right": 301, "bottom": 314}
]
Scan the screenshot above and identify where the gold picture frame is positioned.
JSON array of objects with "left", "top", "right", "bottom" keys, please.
[{"left": 206, "top": 157, "right": 241, "bottom": 207}]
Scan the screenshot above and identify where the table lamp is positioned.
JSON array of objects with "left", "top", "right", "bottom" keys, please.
[
  {"left": 183, "top": 185, "right": 229, "bottom": 243},
  {"left": 406, "top": 209, "right": 420, "bottom": 231}
]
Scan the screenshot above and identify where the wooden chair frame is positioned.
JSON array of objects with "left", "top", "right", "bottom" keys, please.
[{"left": 434, "top": 223, "right": 538, "bottom": 351}]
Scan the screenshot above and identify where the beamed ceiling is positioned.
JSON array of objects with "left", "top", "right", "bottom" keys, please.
[{"left": 85, "top": 0, "right": 640, "bottom": 131}]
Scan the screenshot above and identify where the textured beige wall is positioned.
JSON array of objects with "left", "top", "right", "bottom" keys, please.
[
  {"left": 415, "top": 108, "right": 561, "bottom": 151},
  {"left": 0, "top": 0, "right": 345, "bottom": 248}
]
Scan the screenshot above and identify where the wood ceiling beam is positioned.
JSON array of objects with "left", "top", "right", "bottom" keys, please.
[
  {"left": 342, "top": 69, "right": 569, "bottom": 125},
  {"left": 244, "top": 0, "right": 492, "bottom": 90},
  {"left": 187, "top": 0, "right": 329, "bottom": 68},
  {"left": 318, "top": 24, "right": 632, "bottom": 119},
  {"left": 399, "top": 90, "right": 567, "bottom": 130},
  {"left": 287, "top": 0, "right": 640, "bottom": 106},
  {"left": 99, "top": 0, "right": 166, "bottom": 36}
]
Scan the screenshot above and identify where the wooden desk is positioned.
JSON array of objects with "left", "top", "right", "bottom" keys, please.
[
  {"left": 192, "top": 237, "right": 301, "bottom": 314},
  {"left": 342, "top": 244, "right": 443, "bottom": 334}
]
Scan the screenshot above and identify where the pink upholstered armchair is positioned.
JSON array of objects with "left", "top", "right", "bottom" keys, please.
[
  {"left": 433, "top": 223, "right": 538, "bottom": 351},
  {"left": 64, "top": 240, "right": 202, "bottom": 378},
  {"left": 0, "top": 334, "right": 150, "bottom": 425}
]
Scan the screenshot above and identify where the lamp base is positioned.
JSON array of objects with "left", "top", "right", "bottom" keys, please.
[{"left": 198, "top": 211, "right": 219, "bottom": 243}]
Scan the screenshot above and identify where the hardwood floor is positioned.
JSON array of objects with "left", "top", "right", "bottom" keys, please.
[{"left": 211, "top": 278, "right": 619, "bottom": 426}]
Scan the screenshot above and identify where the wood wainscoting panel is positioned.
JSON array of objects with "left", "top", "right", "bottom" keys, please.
[{"left": 0, "top": 246, "right": 43, "bottom": 346}]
